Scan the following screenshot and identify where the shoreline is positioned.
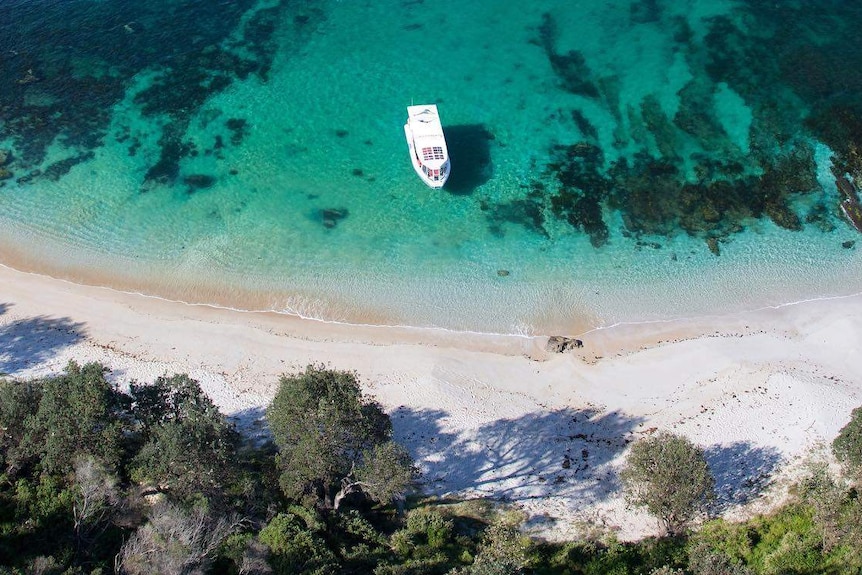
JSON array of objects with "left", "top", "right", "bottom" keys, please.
[
  {"left": 2, "top": 263, "right": 862, "bottom": 540},
  {"left": 2, "top": 216, "right": 861, "bottom": 339}
]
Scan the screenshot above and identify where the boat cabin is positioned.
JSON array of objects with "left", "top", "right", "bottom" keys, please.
[{"left": 404, "top": 104, "right": 450, "bottom": 188}]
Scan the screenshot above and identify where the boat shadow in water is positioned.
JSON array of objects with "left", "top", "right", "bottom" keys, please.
[{"left": 442, "top": 124, "right": 494, "bottom": 195}]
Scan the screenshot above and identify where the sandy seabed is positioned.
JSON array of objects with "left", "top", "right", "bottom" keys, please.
[{"left": 1, "top": 263, "right": 861, "bottom": 541}]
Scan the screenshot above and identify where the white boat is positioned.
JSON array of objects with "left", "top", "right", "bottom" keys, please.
[{"left": 404, "top": 104, "right": 450, "bottom": 188}]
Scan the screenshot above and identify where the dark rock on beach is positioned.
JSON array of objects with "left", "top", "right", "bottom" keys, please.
[{"left": 546, "top": 336, "right": 583, "bottom": 353}]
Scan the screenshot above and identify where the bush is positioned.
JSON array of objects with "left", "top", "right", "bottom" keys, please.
[
  {"left": 116, "top": 502, "right": 240, "bottom": 575},
  {"left": 452, "top": 522, "right": 531, "bottom": 575},
  {"left": 833, "top": 406, "right": 862, "bottom": 478},
  {"left": 258, "top": 512, "right": 338, "bottom": 575},
  {"left": 0, "top": 379, "right": 41, "bottom": 473},
  {"left": 687, "top": 540, "right": 754, "bottom": 575}
]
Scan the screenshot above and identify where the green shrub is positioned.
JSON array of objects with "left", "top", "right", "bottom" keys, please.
[
  {"left": 258, "top": 512, "right": 338, "bottom": 575},
  {"left": 687, "top": 539, "right": 754, "bottom": 575},
  {"left": 760, "top": 530, "right": 821, "bottom": 575},
  {"left": 406, "top": 509, "right": 454, "bottom": 550},
  {"left": 833, "top": 406, "right": 862, "bottom": 476}
]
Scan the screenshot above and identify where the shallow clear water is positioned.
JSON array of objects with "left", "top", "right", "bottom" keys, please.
[{"left": 1, "top": 0, "right": 861, "bottom": 334}]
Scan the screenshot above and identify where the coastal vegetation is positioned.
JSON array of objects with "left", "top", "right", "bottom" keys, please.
[{"left": 1, "top": 362, "right": 862, "bottom": 574}]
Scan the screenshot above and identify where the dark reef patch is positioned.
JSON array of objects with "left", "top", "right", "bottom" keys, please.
[
  {"left": 547, "top": 143, "right": 611, "bottom": 247},
  {"left": 0, "top": 0, "right": 295, "bottom": 190},
  {"left": 640, "top": 95, "right": 680, "bottom": 160},
  {"left": 225, "top": 118, "right": 250, "bottom": 146},
  {"left": 674, "top": 80, "right": 730, "bottom": 152},
  {"left": 43, "top": 152, "right": 95, "bottom": 181},
  {"left": 537, "top": 13, "right": 599, "bottom": 99},
  {"left": 704, "top": 2, "right": 862, "bottom": 172},
  {"left": 143, "top": 123, "right": 194, "bottom": 188},
  {"left": 570, "top": 110, "right": 598, "bottom": 141},
  {"left": 630, "top": 0, "right": 662, "bottom": 25},
  {"left": 519, "top": 127, "right": 820, "bottom": 253},
  {"left": 484, "top": 182, "right": 548, "bottom": 238},
  {"left": 504, "top": 2, "right": 856, "bottom": 252}
]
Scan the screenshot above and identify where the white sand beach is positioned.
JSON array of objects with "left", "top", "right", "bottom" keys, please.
[{"left": 1, "top": 263, "right": 861, "bottom": 540}]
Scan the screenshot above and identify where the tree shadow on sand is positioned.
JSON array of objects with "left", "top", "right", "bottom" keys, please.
[
  {"left": 704, "top": 441, "right": 784, "bottom": 513},
  {"left": 391, "top": 406, "right": 644, "bottom": 508},
  {"left": 229, "top": 405, "right": 271, "bottom": 446},
  {"left": 0, "top": 304, "right": 87, "bottom": 376}
]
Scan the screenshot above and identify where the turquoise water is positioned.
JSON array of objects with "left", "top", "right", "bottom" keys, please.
[{"left": 1, "top": 0, "right": 861, "bottom": 334}]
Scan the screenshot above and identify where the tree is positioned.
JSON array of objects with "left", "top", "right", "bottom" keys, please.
[
  {"left": 802, "top": 462, "right": 862, "bottom": 568},
  {"left": 266, "top": 365, "right": 414, "bottom": 509},
  {"left": 0, "top": 377, "right": 41, "bottom": 474},
  {"left": 833, "top": 406, "right": 862, "bottom": 478},
  {"left": 129, "top": 374, "right": 239, "bottom": 500},
  {"left": 338, "top": 441, "right": 416, "bottom": 511},
  {"left": 621, "top": 432, "right": 715, "bottom": 535},
  {"left": 17, "top": 361, "right": 126, "bottom": 475}
]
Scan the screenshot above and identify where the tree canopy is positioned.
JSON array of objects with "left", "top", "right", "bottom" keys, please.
[
  {"left": 128, "top": 374, "right": 240, "bottom": 499},
  {"left": 621, "top": 431, "right": 716, "bottom": 535},
  {"left": 1, "top": 361, "right": 126, "bottom": 476},
  {"left": 266, "top": 365, "right": 414, "bottom": 510}
]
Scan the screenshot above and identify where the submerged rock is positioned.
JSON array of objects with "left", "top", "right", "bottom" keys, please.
[
  {"left": 184, "top": 174, "right": 216, "bottom": 189},
  {"left": 706, "top": 237, "right": 720, "bottom": 256},
  {"left": 0, "top": 150, "right": 10, "bottom": 165},
  {"left": 321, "top": 208, "right": 349, "bottom": 229}
]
